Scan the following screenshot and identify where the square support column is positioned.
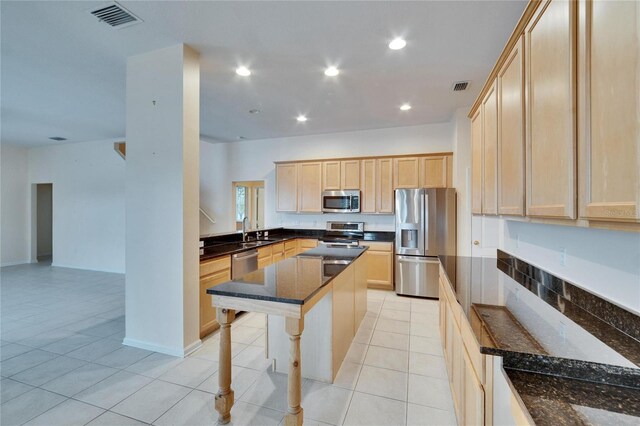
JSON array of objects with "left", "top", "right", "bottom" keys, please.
[{"left": 124, "top": 44, "right": 200, "bottom": 356}]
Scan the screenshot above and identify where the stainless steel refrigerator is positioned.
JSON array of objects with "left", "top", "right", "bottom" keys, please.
[{"left": 395, "top": 188, "right": 456, "bottom": 298}]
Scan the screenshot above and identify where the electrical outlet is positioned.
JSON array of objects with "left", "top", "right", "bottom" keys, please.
[
  {"left": 515, "top": 287, "right": 520, "bottom": 302},
  {"left": 516, "top": 234, "right": 520, "bottom": 248},
  {"left": 560, "top": 247, "right": 567, "bottom": 266}
]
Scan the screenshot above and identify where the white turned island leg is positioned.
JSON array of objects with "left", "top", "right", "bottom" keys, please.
[
  {"left": 215, "top": 308, "right": 236, "bottom": 424},
  {"left": 284, "top": 317, "right": 304, "bottom": 426}
]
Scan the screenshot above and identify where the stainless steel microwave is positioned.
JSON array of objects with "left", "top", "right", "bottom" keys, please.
[{"left": 321, "top": 190, "right": 361, "bottom": 213}]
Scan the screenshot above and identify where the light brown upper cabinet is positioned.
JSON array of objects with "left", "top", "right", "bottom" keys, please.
[
  {"left": 322, "top": 161, "right": 341, "bottom": 190},
  {"left": 341, "top": 160, "right": 360, "bottom": 190},
  {"left": 471, "top": 109, "right": 483, "bottom": 214},
  {"left": 323, "top": 160, "right": 360, "bottom": 190},
  {"left": 482, "top": 82, "right": 499, "bottom": 215},
  {"left": 420, "top": 156, "right": 450, "bottom": 188},
  {"left": 298, "top": 162, "right": 322, "bottom": 212},
  {"left": 276, "top": 163, "right": 297, "bottom": 212},
  {"left": 360, "top": 159, "right": 376, "bottom": 213},
  {"left": 578, "top": 0, "right": 639, "bottom": 222},
  {"left": 497, "top": 35, "right": 526, "bottom": 216},
  {"left": 394, "top": 157, "right": 420, "bottom": 189},
  {"left": 377, "top": 158, "right": 394, "bottom": 213},
  {"left": 525, "top": 0, "right": 577, "bottom": 219},
  {"left": 360, "top": 158, "right": 395, "bottom": 214}
]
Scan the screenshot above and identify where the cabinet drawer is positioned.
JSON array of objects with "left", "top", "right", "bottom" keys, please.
[
  {"left": 200, "top": 269, "right": 231, "bottom": 286},
  {"left": 200, "top": 256, "right": 231, "bottom": 277},
  {"left": 257, "top": 246, "right": 272, "bottom": 260},
  {"left": 298, "top": 239, "right": 318, "bottom": 249},
  {"left": 271, "top": 242, "right": 284, "bottom": 254},
  {"left": 359, "top": 241, "right": 392, "bottom": 252},
  {"left": 258, "top": 257, "right": 271, "bottom": 269},
  {"left": 272, "top": 252, "right": 284, "bottom": 262},
  {"left": 460, "top": 311, "right": 485, "bottom": 384},
  {"left": 284, "top": 240, "right": 297, "bottom": 251}
]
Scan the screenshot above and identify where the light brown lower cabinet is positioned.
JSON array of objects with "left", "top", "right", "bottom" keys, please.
[
  {"left": 271, "top": 242, "right": 285, "bottom": 263},
  {"left": 284, "top": 240, "right": 297, "bottom": 258},
  {"left": 199, "top": 255, "right": 231, "bottom": 338},
  {"left": 257, "top": 245, "right": 272, "bottom": 269},
  {"left": 439, "top": 266, "right": 490, "bottom": 425},
  {"left": 359, "top": 242, "right": 394, "bottom": 290},
  {"left": 296, "top": 238, "right": 318, "bottom": 255}
]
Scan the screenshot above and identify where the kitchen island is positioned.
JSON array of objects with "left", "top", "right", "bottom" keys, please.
[{"left": 206, "top": 246, "right": 367, "bottom": 425}]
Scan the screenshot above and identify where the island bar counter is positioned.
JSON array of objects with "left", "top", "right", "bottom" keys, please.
[{"left": 207, "top": 246, "right": 368, "bottom": 425}]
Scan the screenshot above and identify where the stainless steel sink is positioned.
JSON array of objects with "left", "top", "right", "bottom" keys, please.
[{"left": 240, "top": 242, "right": 260, "bottom": 248}]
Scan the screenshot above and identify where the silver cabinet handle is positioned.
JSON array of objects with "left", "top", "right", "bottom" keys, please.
[{"left": 473, "top": 240, "right": 480, "bottom": 246}]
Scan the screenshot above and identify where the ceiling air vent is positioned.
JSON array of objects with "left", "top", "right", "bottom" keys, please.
[
  {"left": 90, "top": 3, "right": 141, "bottom": 29},
  {"left": 48, "top": 137, "right": 67, "bottom": 141},
  {"left": 452, "top": 81, "right": 470, "bottom": 92}
]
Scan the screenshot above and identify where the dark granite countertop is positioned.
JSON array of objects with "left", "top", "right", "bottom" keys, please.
[
  {"left": 206, "top": 246, "right": 367, "bottom": 305},
  {"left": 199, "top": 228, "right": 394, "bottom": 261},
  {"left": 438, "top": 254, "right": 640, "bottom": 372},
  {"left": 439, "top": 252, "right": 640, "bottom": 425},
  {"left": 505, "top": 368, "right": 640, "bottom": 426}
]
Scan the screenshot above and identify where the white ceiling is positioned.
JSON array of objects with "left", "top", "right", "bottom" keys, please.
[{"left": 1, "top": 0, "right": 527, "bottom": 147}]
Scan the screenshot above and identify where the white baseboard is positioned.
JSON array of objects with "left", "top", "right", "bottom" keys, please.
[
  {"left": 123, "top": 337, "right": 202, "bottom": 358},
  {"left": 51, "top": 262, "right": 125, "bottom": 274},
  {"left": 0, "top": 260, "right": 32, "bottom": 267}
]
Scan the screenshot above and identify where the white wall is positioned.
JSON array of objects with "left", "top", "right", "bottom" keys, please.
[
  {"left": 452, "top": 107, "right": 472, "bottom": 256},
  {"left": 200, "top": 122, "right": 455, "bottom": 234},
  {"left": 29, "top": 139, "right": 125, "bottom": 273},
  {"left": 124, "top": 44, "right": 200, "bottom": 356},
  {"left": 199, "top": 141, "right": 229, "bottom": 235},
  {"left": 1, "top": 144, "right": 30, "bottom": 266},
  {"left": 501, "top": 220, "right": 640, "bottom": 315}
]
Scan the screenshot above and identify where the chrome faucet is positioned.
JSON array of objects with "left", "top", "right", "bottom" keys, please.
[{"left": 242, "top": 217, "right": 250, "bottom": 241}]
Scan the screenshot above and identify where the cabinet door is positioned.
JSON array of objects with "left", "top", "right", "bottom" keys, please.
[
  {"left": 276, "top": 163, "right": 297, "bottom": 212},
  {"left": 464, "top": 350, "right": 485, "bottom": 426},
  {"left": 298, "top": 162, "right": 322, "bottom": 212},
  {"left": 377, "top": 158, "right": 394, "bottom": 213},
  {"left": 393, "top": 157, "right": 420, "bottom": 189},
  {"left": 525, "top": 0, "right": 577, "bottom": 219},
  {"left": 498, "top": 35, "right": 526, "bottom": 216},
  {"left": 578, "top": 0, "right": 639, "bottom": 222},
  {"left": 322, "top": 161, "right": 341, "bottom": 190},
  {"left": 482, "top": 82, "right": 498, "bottom": 215},
  {"left": 471, "top": 109, "right": 483, "bottom": 214},
  {"left": 360, "top": 159, "right": 376, "bottom": 213},
  {"left": 341, "top": 160, "right": 360, "bottom": 190},
  {"left": 354, "top": 256, "right": 368, "bottom": 331},
  {"left": 421, "top": 156, "right": 448, "bottom": 188},
  {"left": 332, "top": 265, "right": 355, "bottom": 373},
  {"left": 363, "top": 249, "right": 393, "bottom": 290},
  {"left": 200, "top": 269, "right": 231, "bottom": 337}
]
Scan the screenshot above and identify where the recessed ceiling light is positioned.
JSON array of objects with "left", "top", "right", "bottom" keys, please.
[
  {"left": 236, "top": 66, "right": 251, "bottom": 77},
  {"left": 400, "top": 103, "right": 412, "bottom": 111},
  {"left": 389, "top": 38, "right": 407, "bottom": 50},
  {"left": 296, "top": 115, "right": 308, "bottom": 122},
  {"left": 324, "top": 66, "right": 340, "bottom": 77},
  {"left": 249, "top": 109, "right": 260, "bottom": 114}
]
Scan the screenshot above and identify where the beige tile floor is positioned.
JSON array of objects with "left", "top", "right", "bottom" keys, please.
[{"left": 1, "top": 263, "right": 457, "bottom": 425}]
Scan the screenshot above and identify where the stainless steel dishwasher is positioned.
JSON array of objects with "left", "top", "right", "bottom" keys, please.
[{"left": 231, "top": 249, "right": 259, "bottom": 279}]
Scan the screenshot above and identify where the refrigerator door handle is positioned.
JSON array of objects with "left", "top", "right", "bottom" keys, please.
[{"left": 423, "top": 191, "right": 429, "bottom": 252}]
